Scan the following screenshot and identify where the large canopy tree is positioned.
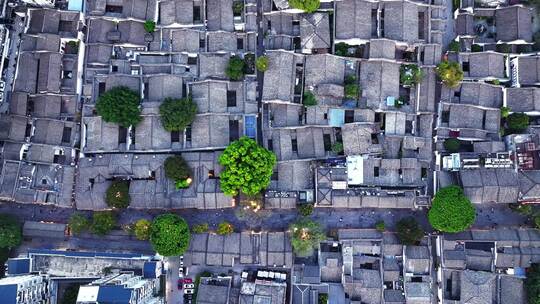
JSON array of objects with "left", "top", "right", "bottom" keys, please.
[
  {"left": 436, "top": 60, "right": 463, "bottom": 88},
  {"left": 96, "top": 87, "right": 142, "bottom": 127},
  {"left": 506, "top": 113, "right": 530, "bottom": 133},
  {"left": 288, "top": 0, "right": 320, "bottom": 12},
  {"left": 0, "top": 214, "right": 21, "bottom": 249},
  {"left": 219, "top": 136, "right": 276, "bottom": 196},
  {"left": 428, "top": 185, "right": 476, "bottom": 233},
  {"left": 91, "top": 211, "right": 116, "bottom": 236},
  {"left": 159, "top": 97, "right": 197, "bottom": 132},
  {"left": 164, "top": 155, "right": 192, "bottom": 181},
  {"left": 396, "top": 217, "right": 424, "bottom": 245},
  {"left": 68, "top": 213, "right": 90, "bottom": 235},
  {"left": 290, "top": 218, "right": 325, "bottom": 257},
  {"left": 526, "top": 263, "right": 540, "bottom": 304},
  {"left": 150, "top": 214, "right": 190, "bottom": 256},
  {"left": 105, "top": 180, "right": 130, "bottom": 209},
  {"left": 225, "top": 56, "right": 245, "bottom": 80},
  {"left": 134, "top": 219, "right": 151, "bottom": 241}
]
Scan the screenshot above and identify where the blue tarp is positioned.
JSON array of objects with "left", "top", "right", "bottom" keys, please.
[
  {"left": 27, "top": 248, "right": 147, "bottom": 259},
  {"left": 143, "top": 261, "right": 157, "bottom": 279},
  {"left": 68, "top": 0, "right": 83, "bottom": 11},
  {"left": 0, "top": 285, "right": 17, "bottom": 304},
  {"left": 328, "top": 108, "right": 345, "bottom": 127},
  {"left": 244, "top": 115, "right": 256, "bottom": 138},
  {"left": 97, "top": 285, "right": 133, "bottom": 303},
  {"left": 7, "top": 258, "right": 30, "bottom": 275}
]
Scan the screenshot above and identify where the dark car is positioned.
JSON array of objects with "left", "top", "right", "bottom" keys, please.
[{"left": 177, "top": 278, "right": 184, "bottom": 289}]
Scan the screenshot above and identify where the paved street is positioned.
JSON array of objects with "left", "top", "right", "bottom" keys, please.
[
  {"left": 165, "top": 256, "right": 183, "bottom": 304},
  {"left": 0, "top": 200, "right": 529, "bottom": 235}
]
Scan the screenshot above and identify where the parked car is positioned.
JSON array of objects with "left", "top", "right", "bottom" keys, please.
[
  {"left": 184, "top": 288, "right": 195, "bottom": 295},
  {"left": 183, "top": 283, "right": 194, "bottom": 290},
  {"left": 177, "top": 279, "right": 184, "bottom": 289},
  {"left": 178, "top": 267, "right": 184, "bottom": 278},
  {"left": 183, "top": 278, "right": 192, "bottom": 284}
]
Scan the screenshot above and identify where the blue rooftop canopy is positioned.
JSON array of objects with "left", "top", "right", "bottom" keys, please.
[{"left": 328, "top": 109, "right": 345, "bottom": 127}]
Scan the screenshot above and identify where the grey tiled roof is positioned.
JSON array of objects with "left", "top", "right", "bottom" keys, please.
[
  {"left": 517, "top": 56, "right": 540, "bottom": 86},
  {"left": 207, "top": 31, "right": 239, "bottom": 52},
  {"left": 506, "top": 87, "right": 540, "bottom": 113},
  {"left": 304, "top": 54, "right": 345, "bottom": 87},
  {"left": 495, "top": 6, "right": 533, "bottom": 42},
  {"left": 159, "top": 0, "right": 198, "bottom": 25},
  {"left": 465, "top": 52, "right": 506, "bottom": 79},
  {"left": 335, "top": 0, "right": 376, "bottom": 41},
  {"left": 170, "top": 29, "right": 202, "bottom": 52},
  {"left": 262, "top": 50, "right": 303, "bottom": 102},
  {"left": 455, "top": 13, "right": 474, "bottom": 36},
  {"left": 460, "top": 169, "right": 519, "bottom": 204},
  {"left": 359, "top": 60, "right": 400, "bottom": 110},
  {"left": 382, "top": 1, "right": 421, "bottom": 43},
  {"left": 21, "top": 34, "right": 61, "bottom": 52},
  {"left": 185, "top": 232, "right": 292, "bottom": 267},
  {"left": 460, "top": 270, "right": 496, "bottom": 304},
  {"left": 300, "top": 13, "right": 331, "bottom": 50},
  {"left": 206, "top": 0, "right": 234, "bottom": 31}
]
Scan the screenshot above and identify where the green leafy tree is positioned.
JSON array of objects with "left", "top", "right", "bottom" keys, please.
[
  {"left": 96, "top": 87, "right": 141, "bottom": 127},
  {"left": 226, "top": 56, "right": 245, "bottom": 80},
  {"left": 443, "top": 138, "right": 461, "bottom": 153},
  {"left": 344, "top": 84, "right": 359, "bottom": 99},
  {"left": 0, "top": 215, "right": 21, "bottom": 249},
  {"left": 335, "top": 42, "right": 351, "bottom": 57},
  {"left": 105, "top": 180, "right": 130, "bottom": 209},
  {"left": 164, "top": 155, "right": 192, "bottom": 181},
  {"left": 318, "top": 294, "right": 329, "bottom": 304},
  {"left": 91, "top": 212, "right": 116, "bottom": 236},
  {"left": 511, "top": 204, "right": 533, "bottom": 216},
  {"left": 436, "top": 60, "right": 463, "bottom": 88},
  {"left": 217, "top": 221, "right": 234, "bottom": 235},
  {"left": 344, "top": 75, "right": 360, "bottom": 99},
  {"left": 429, "top": 185, "right": 476, "bottom": 233},
  {"left": 219, "top": 136, "right": 276, "bottom": 196},
  {"left": 400, "top": 64, "right": 424, "bottom": 86},
  {"left": 448, "top": 41, "right": 460, "bottom": 52},
  {"left": 134, "top": 219, "right": 151, "bottom": 240},
  {"left": 233, "top": 1, "right": 244, "bottom": 15},
  {"left": 332, "top": 142, "right": 344, "bottom": 154},
  {"left": 500, "top": 106, "right": 510, "bottom": 118},
  {"left": 298, "top": 204, "right": 314, "bottom": 217},
  {"left": 192, "top": 223, "right": 209, "bottom": 234},
  {"left": 375, "top": 221, "right": 385, "bottom": 232},
  {"left": 288, "top": 0, "right": 320, "bottom": 12},
  {"left": 396, "top": 217, "right": 424, "bottom": 245},
  {"left": 526, "top": 263, "right": 540, "bottom": 304},
  {"left": 303, "top": 91, "right": 317, "bottom": 106},
  {"left": 68, "top": 213, "right": 90, "bottom": 235},
  {"left": 159, "top": 97, "right": 197, "bottom": 132},
  {"left": 256, "top": 56, "right": 269, "bottom": 72},
  {"left": 290, "top": 218, "right": 325, "bottom": 257},
  {"left": 471, "top": 44, "right": 483, "bottom": 52},
  {"left": 507, "top": 113, "right": 529, "bottom": 133},
  {"left": 150, "top": 214, "right": 190, "bottom": 256},
  {"left": 144, "top": 20, "right": 156, "bottom": 33}
]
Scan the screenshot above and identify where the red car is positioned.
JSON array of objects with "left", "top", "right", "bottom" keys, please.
[
  {"left": 183, "top": 278, "right": 193, "bottom": 284},
  {"left": 177, "top": 279, "right": 184, "bottom": 289}
]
